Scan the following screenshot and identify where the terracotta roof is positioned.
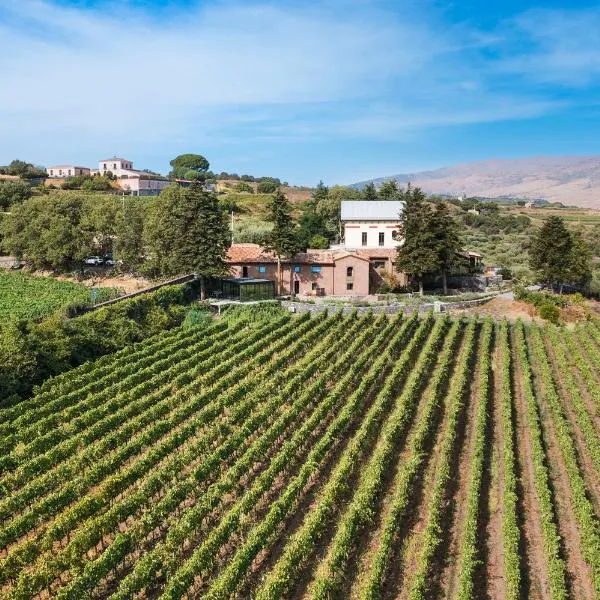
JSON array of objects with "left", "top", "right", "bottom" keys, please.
[
  {"left": 226, "top": 244, "right": 335, "bottom": 265},
  {"left": 356, "top": 248, "right": 397, "bottom": 259}
]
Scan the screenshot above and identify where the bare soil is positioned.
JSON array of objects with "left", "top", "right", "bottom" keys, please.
[
  {"left": 511, "top": 328, "right": 552, "bottom": 600},
  {"left": 485, "top": 336, "right": 508, "bottom": 599},
  {"left": 449, "top": 297, "right": 539, "bottom": 323}
]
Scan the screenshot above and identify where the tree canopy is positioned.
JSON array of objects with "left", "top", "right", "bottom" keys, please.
[
  {"left": 169, "top": 154, "right": 210, "bottom": 181},
  {"left": 394, "top": 187, "right": 462, "bottom": 295},
  {"left": 144, "top": 183, "right": 230, "bottom": 297}
]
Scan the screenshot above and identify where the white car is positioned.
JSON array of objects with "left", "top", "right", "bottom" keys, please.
[{"left": 83, "top": 256, "right": 103, "bottom": 266}]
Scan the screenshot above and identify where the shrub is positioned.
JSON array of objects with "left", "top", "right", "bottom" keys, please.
[
  {"left": 234, "top": 182, "right": 254, "bottom": 193},
  {"left": 539, "top": 302, "right": 560, "bottom": 324},
  {"left": 257, "top": 181, "right": 278, "bottom": 194}
]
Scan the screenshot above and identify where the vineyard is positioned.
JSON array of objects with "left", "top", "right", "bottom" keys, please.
[
  {"left": 0, "top": 271, "right": 119, "bottom": 322},
  {"left": 2, "top": 310, "right": 600, "bottom": 599}
]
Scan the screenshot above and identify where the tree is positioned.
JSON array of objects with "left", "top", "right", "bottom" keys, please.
[
  {"left": 114, "top": 198, "right": 146, "bottom": 271},
  {"left": 234, "top": 182, "right": 254, "bottom": 193},
  {"left": 144, "top": 184, "right": 230, "bottom": 298},
  {"left": 308, "top": 234, "right": 329, "bottom": 249},
  {"left": 395, "top": 186, "right": 440, "bottom": 295},
  {"left": 257, "top": 180, "right": 279, "bottom": 194},
  {"left": 431, "top": 201, "right": 462, "bottom": 294},
  {"left": 264, "top": 191, "right": 301, "bottom": 295},
  {"left": 568, "top": 229, "right": 592, "bottom": 287},
  {"left": 530, "top": 216, "right": 573, "bottom": 293},
  {"left": 0, "top": 180, "right": 31, "bottom": 210},
  {"left": 363, "top": 182, "right": 378, "bottom": 201},
  {"left": 378, "top": 180, "right": 400, "bottom": 200},
  {"left": 1, "top": 193, "right": 93, "bottom": 270},
  {"left": 169, "top": 154, "right": 210, "bottom": 180},
  {"left": 0, "top": 159, "right": 46, "bottom": 179}
]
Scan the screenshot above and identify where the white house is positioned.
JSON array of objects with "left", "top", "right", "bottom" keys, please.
[
  {"left": 46, "top": 165, "right": 91, "bottom": 177},
  {"left": 340, "top": 200, "right": 404, "bottom": 248},
  {"left": 94, "top": 156, "right": 171, "bottom": 196}
]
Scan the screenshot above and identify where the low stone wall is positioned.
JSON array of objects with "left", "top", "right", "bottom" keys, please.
[{"left": 281, "top": 293, "right": 498, "bottom": 316}]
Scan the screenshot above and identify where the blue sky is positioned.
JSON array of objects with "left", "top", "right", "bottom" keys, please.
[{"left": 1, "top": 0, "right": 599, "bottom": 185}]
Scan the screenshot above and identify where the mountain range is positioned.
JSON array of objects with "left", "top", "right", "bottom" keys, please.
[{"left": 354, "top": 156, "right": 600, "bottom": 208}]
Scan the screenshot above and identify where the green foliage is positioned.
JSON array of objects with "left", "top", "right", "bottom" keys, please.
[
  {"left": 0, "top": 180, "right": 31, "bottom": 210},
  {"left": 0, "top": 159, "right": 46, "bottom": 179},
  {"left": 257, "top": 180, "right": 278, "bottom": 194},
  {"left": 61, "top": 174, "right": 114, "bottom": 191},
  {"left": 568, "top": 229, "right": 593, "bottom": 286},
  {"left": 169, "top": 154, "right": 210, "bottom": 180},
  {"left": 264, "top": 191, "right": 301, "bottom": 260},
  {"left": 114, "top": 198, "right": 146, "bottom": 271},
  {"left": 308, "top": 234, "right": 329, "bottom": 249},
  {"left": 539, "top": 302, "right": 560, "bottom": 324},
  {"left": 378, "top": 179, "right": 400, "bottom": 200},
  {"left": 363, "top": 181, "right": 378, "bottom": 201},
  {"left": 232, "top": 218, "right": 272, "bottom": 244},
  {"left": 0, "top": 271, "right": 119, "bottom": 322},
  {"left": 395, "top": 186, "right": 441, "bottom": 294},
  {"left": 1, "top": 193, "right": 95, "bottom": 270},
  {"left": 144, "top": 184, "right": 230, "bottom": 278},
  {"left": 182, "top": 307, "right": 212, "bottom": 329},
  {"left": 0, "top": 283, "right": 195, "bottom": 401},
  {"left": 530, "top": 216, "right": 573, "bottom": 289},
  {"left": 220, "top": 301, "right": 288, "bottom": 325},
  {"left": 234, "top": 182, "right": 254, "bottom": 193}
]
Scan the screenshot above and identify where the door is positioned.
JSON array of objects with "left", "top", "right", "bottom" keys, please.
[
  {"left": 242, "top": 266, "right": 248, "bottom": 278},
  {"left": 294, "top": 280, "right": 300, "bottom": 295}
]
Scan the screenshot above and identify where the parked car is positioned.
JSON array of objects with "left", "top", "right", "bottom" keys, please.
[
  {"left": 103, "top": 254, "right": 116, "bottom": 267},
  {"left": 83, "top": 256, "right": 103, "bottom": 266}
]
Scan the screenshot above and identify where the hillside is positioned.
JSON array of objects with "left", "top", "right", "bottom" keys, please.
[{"left": 355, "top": 156, "right": 600, "bottom": 208}]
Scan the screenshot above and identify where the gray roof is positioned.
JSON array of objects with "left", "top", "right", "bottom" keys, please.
[{"left": 341, "top": 200, "right": 404, "bottom": 221}]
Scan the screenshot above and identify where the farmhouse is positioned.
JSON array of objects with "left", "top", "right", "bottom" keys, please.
[{"left": 46, "top": 165, "right": 91, "bottom": 177}]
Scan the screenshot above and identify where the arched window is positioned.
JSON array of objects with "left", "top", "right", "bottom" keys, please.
[{"left": 346, "top": 266, "right": 353, "bottom": 277}]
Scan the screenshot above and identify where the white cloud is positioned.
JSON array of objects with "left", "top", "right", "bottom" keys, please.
[
  {"left": 0, "top": 0, "right": 581, "bottom": 173},
  {"left": 497, "top": 7, "right": 600, "bottom": 86}
]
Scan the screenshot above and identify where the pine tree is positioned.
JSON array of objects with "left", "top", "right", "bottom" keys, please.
[
  {"left": 378, "top": 180, "right": 400, "bottom": 200},
  {"left": 363, "top": 182, "right": 378, "bottom": 201},
  {"left": 395, "top": 187, "right": 440, "bottom": 295},
  {"left": 431, "top": 201, "right": 462, "bottom": 294},
  {"left": 264, "top": 191, "right": 301, "bottom": 295},
  {"left": 530, "top": 216, "right": 572, "bottom": 293}
]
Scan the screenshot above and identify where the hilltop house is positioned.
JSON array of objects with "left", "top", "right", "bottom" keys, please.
[{"left": 93, "top": 157, "right": 171, "bottom": 196}]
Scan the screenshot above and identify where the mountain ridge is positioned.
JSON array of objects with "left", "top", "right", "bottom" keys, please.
[{"left": 353, "top": 155, "right": 600, "bottom": 208}]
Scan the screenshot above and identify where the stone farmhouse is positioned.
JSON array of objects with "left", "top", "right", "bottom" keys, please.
[{"left": 226, "top": 200, "right": 407, "bottom": 297}]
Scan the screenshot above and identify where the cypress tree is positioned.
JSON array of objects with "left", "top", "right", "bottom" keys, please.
[
  {"left": 363, "top": 182, "right": 378, "bottom": 201},
  {"left": 264, "top": 190, "right": 300, "bottom": 295},
  {"left": 530, "top": 216, "right": 572, "bottom": 293},
  {"left": 431, "top": 201, "right": 462, "bottom": 295},
  {"left": 395, "top": 186, "right": 440, "bottom": 295}
]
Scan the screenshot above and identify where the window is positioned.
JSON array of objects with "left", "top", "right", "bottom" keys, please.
[
  {"left": 373, "top": 261, "right": 386, "bottom": 270},
  {"left": 392, "top": 230, "right": 399, "bottom": 240},
  {"left": 379, "top": 232, "right": 385, "bottom": 246},
  {"left": 311, "top": 265, "right": 321, "bottom": 273},
  {"left": 242, "top": 266, "right": 248, "bottom": 278},
  {"left": 113, "top": 163, "right": 117, "bottom": 169},
  {"left": 362, "top": 232, "right": 367, "bottom": 246},
  {"left": 312, "top": 282, "right": 318, "bottom": 290},
  {"left": 258, "top": 265, "right": 266, "bottom": 273},
  {"left": 294, "top": 265, "right": 301, "bottom": 273},
  {"left": 103, "top": 163, "right": 107, "bottom": 169},
  {"left": 346, "top": 266, "right": 353, "bottom": 277},
  {"left": 68, "top": 170, "right": 72, "bottom": 176},
  {"left": 346, "top": 283, "right": 353, "bottom": 291}
]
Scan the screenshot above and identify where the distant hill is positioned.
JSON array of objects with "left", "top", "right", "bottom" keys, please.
[{"left": 354, "top": 156, "right": 600, "bottom": 208}]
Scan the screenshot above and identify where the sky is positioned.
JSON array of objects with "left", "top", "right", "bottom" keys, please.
[{"left": 1, "top": 0, "right": 600, "bottom": 185}]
